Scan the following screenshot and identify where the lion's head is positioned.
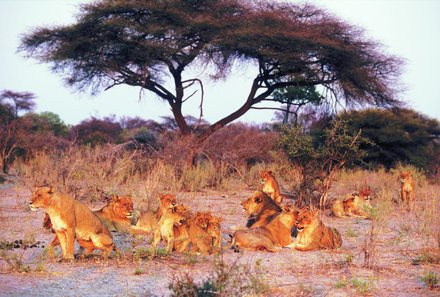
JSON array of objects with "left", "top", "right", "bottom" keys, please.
[
  {"left": 260, "top": 170, "right": 274, "bottom": 184},
  {"left": 241, "top": 190, "right": 280, "bottom": 216},
  {"left": 110, "top": 195, "right": 134, "bottom": 219},
  {"left": 192, "top": 211, "right": 213, "bottom": 230},
  {"left": 173, "top": 204, "right": 190, "bottom": 217},
  {"left": 29, "top": 186, "right": 54, "bottom": 211},
  {"left": 295, "top": 207, "right": 319, "bottom": 232},
  {"left": 207, "top": 216, "right": 223, "bottom": 238},
  {"left": 159, "top": 193, "right": 177, "bottom": 210},
  {"left": 279, "top": 203, "right": 298, "bottom": 229},
  {"left": 399, "top": 171, "right": 413, "bottom": 184}
]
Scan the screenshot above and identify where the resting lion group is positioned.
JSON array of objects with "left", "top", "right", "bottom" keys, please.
[{"left": 29, "top": 170, "right": 414, "bottom": 261}]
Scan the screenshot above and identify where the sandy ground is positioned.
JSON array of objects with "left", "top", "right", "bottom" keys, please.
[{"left": 1, "top": 179, "right": 439, "bottom": 297}]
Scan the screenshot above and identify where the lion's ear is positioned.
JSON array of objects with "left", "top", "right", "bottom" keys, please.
[
  {"left": 111, "top": 195, "right": 119, "bottom": 202},
  {"left": 255, "top": 196, "right": 262, "bottom": 203},
  {"left": 268, "top": 170, "right": 272, "bottom": 174},
  {"left": 48, "top": 187, "right": 54, "bottom": 194}
]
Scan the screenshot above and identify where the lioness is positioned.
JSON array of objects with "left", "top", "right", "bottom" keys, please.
[
  {"left": 400, "top": 171, "right": 415, "bottom": 211},
  {"left": 241, "top": 191, "right": 282, "bottom": 228},
  {"left": 332, "top": 187, "right": 372, "bottom": 219},
  {"left": 207, "top": 216, "right": 223, "bottom": 253},
  {"left": 94, "top": 195, "right": 134, "bottom": 232},
  {"left": 289, "top": 207, "right": 342, "bottom": 251},
  {"left": 260, "top": 170, "right": 283, "bottom": 204},
  {"left": 30, "top": 186, "right": 115, "bottom": 260},
  {"left": 187, "top": 212, "right": 214, "bottom": 254},
  {"left": 151, "top": 209, "right": 186, "bottom": 255},
  {"left": 232, "top": 203, "right": 298, "bottom": 252}
]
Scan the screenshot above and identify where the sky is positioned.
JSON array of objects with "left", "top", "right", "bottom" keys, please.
[{"left": 1, "top": 0, "right": 439, "bottom": 126}]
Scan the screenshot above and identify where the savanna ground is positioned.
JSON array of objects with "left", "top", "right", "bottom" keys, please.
[{"left": 0, "top": 153, "right": 439, "bottom": 296}]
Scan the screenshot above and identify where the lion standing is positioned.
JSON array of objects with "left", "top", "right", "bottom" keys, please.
[
  {"left": 30, "top": 186, "right": 115, "bottom": 260},
  {"left": 400, "top": 171, "right": 415, "bottom": 211}
]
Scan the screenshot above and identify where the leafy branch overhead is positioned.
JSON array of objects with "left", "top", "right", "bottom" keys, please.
[{"left": 19, "top": 0, "right": 403, "bottom": 142}]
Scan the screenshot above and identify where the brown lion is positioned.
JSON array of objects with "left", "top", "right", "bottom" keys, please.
[
  {"left": 187, "top": 211, "right": 214, "bottom": 254},
  {"left": 150, "top": 209, "right": 186, "bottom": 255},
  {"left": 30, "top": 186, "right": 115, "bottom": 260},
  {"left": 94, "top": 195, "right": 134, "bottom": 232},
  {"left": 260, "top": 170, "right": 283, "bottom": 204},
  {"left": 131, "top": 193, "right": 177, "bottom": 234},
  {"left": 43, "top": 194, "right": 134, "bottom": 232},
  {"left": 172, "top": 204, "right": 192, "bottom": 253},
  {"left": 241, "top": 190, "right": 282, "bottom": 228},
  {"left": 400, "top": 171, "right": 415, "bottom": 211},
  {"left": 332, "top": 187, "right": 372, "bottom": 219},
  {"left": 232, "top": 203, "right": 298, "bottom": 252},
  {"left": 155, "top": 193, "right": 177, "bottom": 219},
  {"left": 207, "top": 215, "right": 223, "bottom": 253},
  {"left": 289, "top": 207, "right": 342, "bottom": 251}
]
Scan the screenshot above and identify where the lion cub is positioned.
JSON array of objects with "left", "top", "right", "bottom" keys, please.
[
  {"left": 30, "top": 186, "right": 115, "bottom": 260},
  {"left": 207, "top": 216, "right": 223, "bottom": 253},
  {"left": 187, "top": 212, "right": 214, "bottom": 254},
  {"left": 150, "top": 209, "right": 186, "bottom": 255},
  {"left": 260, "top": 170, "right": 283, "bottom": 204},
  {"left": 132, "top": 193, "right": 177, "bottom": 234},
  {"left": 289, "top": 207, "right": 342, "bottom": 251},
  {"left": 399, "top": 171, "right": 415, "bottom": 211}
]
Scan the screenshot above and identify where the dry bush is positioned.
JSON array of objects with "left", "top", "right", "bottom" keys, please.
[{"left": 16, "top": 144, "right": 148, "bottom": 202}]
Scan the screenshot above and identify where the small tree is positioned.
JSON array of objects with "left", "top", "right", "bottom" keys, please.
[{"left": 278, "top": 120, "right": 369, "bottom": 207}]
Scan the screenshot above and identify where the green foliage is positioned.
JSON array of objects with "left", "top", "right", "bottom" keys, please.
[
  {"left": 339, "top": 108, "right": 440, "bottom": 171},
  {"left": 278, "top": 120, "right": 369, "bottom": 205},
  {"left": 420, "top": 271, "right": 439, "bottom": 289},
  {"left": 19, "top": 0, "right": 402, "bottom": 145},
  {"left": 168, "top": 257, "right": 270, "bottom": 297}
]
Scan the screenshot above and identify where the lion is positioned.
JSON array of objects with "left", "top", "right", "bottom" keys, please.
[
  {"left": 30, "top": 186, "right": 115, "bottom": 260},
  {"left": 131, "top": 193, "right": 177, "bottom": 234},
  {"left": 400, "top": 171, "right": 415, "bottom": 211},
  {"left": 288, "top": 207, "right": 342, "bottom": 251},
  {"left": 232, "top": 203, "right": 298, "bottom": 252},
  {"left": 43, "top": 194, "right": 134, "bottom": 232},
  {"left": 187, "top": 211, "right": 214, "bottom": 254},
  {"left": 260, "top": 170, "right": 283, "bottom": 204},
  {"left": 172, "top": 204, "right": 192, "bottom": 253},
  {"left": 241, "top": 190, "right": 282, "bottom": 228},
  {"left": 150, "top": 209, "right": 186, "bottom": 256},
  {"left": 207, "top": 215, "right": 223, "bottom": 253},
  {"left": 155, "top": 193, "right": 177, "bottom": 219},
  {"left": 94, "top": 195, "right": 134, "bottom": 232},
  {"left": 332, "top": 187, "right": 372, "bottom": 219}
]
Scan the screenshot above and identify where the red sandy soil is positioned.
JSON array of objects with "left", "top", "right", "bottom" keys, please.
[{"left": 1, "top": 179, "right": 439, "bottom": 296}]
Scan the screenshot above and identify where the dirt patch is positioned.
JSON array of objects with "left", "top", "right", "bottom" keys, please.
[{"left": 1, "top": 181, "right": 439, "bottom": 296}]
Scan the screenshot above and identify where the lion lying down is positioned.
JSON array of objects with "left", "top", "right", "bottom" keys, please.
[
  {"left": 232, "top": 203, "right": 297, "bottom": 252},
  {"left": 241, "top": 190, "right": 282, "bottom": 228},
  {"left": 288, "top": 207, "right": 342, "bottom": 251},
  {"left": 332, "top": 187, "right": 372, "bottom": 219}
]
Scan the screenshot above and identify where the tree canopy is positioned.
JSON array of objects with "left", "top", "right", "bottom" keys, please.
[
  {"left": 19, "top": 0, "right": 403, "bottom": 144},
  {"left": 338, "top": 108, "right": 440, "bottom": 171}
]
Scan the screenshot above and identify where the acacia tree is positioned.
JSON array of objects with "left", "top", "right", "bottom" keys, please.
[{"left": 19, "top": 0, "right": 402, "bottom": 160}]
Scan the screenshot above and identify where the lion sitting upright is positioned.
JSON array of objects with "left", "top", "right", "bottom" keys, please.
[
  {"left": 241, "top": 190, "right": 282, "bottom": 228},
  {"left": 332, "top": 187, "right": 372, "bottom": 219},
  {"left": 132, "top": 193, "right": 177, "bottom": 234},
  {"left": 150, "top": 208, "right": 186, "bottom": 256},
  {"left": 260, "top": 170, "right": 284, "bottom": 204},
  {"left": 187, "top": 211, "right": 214, "bottom": 254},
  {"left": 289, "top": 206, "right": 342, "bottom": 251},
  {"left": 399, "top": 171, "right": 415, "bottom": 211},
  {"left": 30, "top": 186, "right": 115, "bottom": 260}
]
